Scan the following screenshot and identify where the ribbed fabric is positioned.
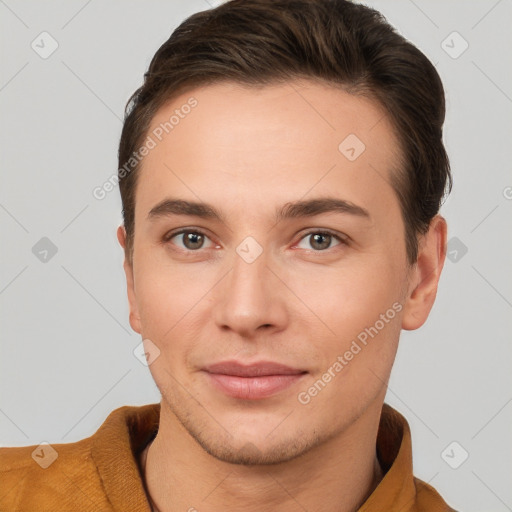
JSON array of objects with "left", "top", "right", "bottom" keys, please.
[{"left": 0, "top": 403, "right": 456, "bottom": 511}]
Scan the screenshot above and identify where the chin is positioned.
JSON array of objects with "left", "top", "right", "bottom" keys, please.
[
  {"left": 160, "top": 384, "right": 332, "bottom": 465},
  {"left": 194, "top": 433, "right": 319, "bottom": 466}
]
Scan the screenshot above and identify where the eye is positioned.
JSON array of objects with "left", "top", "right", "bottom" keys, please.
[
  {"left": 165, "top": 230, "right": 216, "bottom": 251},
  {"left": 295, "top": 231, "right": 345, "bottom": 251}
]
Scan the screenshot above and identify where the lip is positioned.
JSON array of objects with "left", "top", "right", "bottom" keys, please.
[{"left": 203, "top": 361, "right": 307, "bottom": 400}]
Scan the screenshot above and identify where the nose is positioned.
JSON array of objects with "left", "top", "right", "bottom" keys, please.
[{"left": 212, "top": 247, "right": 288, "bottom": 338}]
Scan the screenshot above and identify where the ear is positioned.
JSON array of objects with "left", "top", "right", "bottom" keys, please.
[
  {"left": 401, "top": 215, "right": 447, "bottom": 330},
  {"left": 117, "top": 225, "right": 141, "bottom": 334}
]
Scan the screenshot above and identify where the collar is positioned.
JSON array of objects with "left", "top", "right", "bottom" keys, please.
[{"left": 90, "top": 402, "right": 427, "bottom": 511}]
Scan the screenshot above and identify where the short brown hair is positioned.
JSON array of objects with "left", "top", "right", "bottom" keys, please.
[{"left": 118, "top": 0, "right": 451, "bottom": 265}]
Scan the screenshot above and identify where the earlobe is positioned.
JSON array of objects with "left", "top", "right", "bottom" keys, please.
[
  {"left": 117, "top": 225, "right": 142, "bottom": 334},
  {"left": 401, "top": 215, "right": 447, "bottom": 331}
]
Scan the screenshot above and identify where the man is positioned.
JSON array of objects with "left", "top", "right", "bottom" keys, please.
[{"left": 0, "top": 0, "right": 457, "bottom": 510}]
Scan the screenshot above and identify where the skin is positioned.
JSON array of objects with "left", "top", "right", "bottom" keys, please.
[{"left": 117, "top": 80, "right": 447, "bottom": 512}]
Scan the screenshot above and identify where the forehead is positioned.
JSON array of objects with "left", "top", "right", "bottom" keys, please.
[{"left": 135, "top": 80, "right": 402, "bottom": 222}]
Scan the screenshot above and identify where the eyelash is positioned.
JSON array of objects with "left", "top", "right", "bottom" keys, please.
[{"left": 162, "top": 228, "right": 348, "bottom": 253}]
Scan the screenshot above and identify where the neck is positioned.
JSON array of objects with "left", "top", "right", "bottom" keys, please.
[{"left": 141, "top": 399, "right": 384, "bottom": 512}]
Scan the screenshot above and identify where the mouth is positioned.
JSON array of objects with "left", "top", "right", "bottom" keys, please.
[{"left": 202, "top": 361, "right": 308, "bottom": 400}]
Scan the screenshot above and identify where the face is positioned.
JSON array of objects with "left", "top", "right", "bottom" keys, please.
[{"left": 119, "top": 80, "right": 427, "bottom": 465}]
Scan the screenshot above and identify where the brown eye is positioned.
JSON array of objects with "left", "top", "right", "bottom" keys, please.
[
  {"left": 182, "top": 232, "right": 204, "bottom": 250},
  {"left": 296, "top": 231, "right": 344, "bottom": 251},
  {"left": 166, "top": 230, "right": 214, "bottom": 251},
  {"left": 310, "top": 233, "right": 332, "bottom": 250}
]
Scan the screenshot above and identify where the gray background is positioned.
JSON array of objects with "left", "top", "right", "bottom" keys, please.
[{"left": 1, "top": 1, "right": 511, "bottom": 510}]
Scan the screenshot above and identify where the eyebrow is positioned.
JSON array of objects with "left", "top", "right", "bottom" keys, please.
[{"left": 147, "top": 197, "right": 371, "bottom": 223}]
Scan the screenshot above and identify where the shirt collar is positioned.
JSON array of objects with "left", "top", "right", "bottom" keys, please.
[
  {"left": 92, "top": 403, "right": 159, "bottom": 511},
  {"left": 91, "top": 402, "right": 418, "bottom": 511},
  {"left": 359, "top": 403, "right": 417, "bottom": 510}
]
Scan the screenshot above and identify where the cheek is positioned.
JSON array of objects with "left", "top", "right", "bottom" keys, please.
[
  {"left": 133, "top": 258, "right": 187, "bottom": 338},
  {"left": 294, "top": 266, "right": 402, "bottom": 419},
  {"left": 291, "top": 256, "right": 403, "bottom": 345},
  {"left": 133, "top": 252, "right": 220, "bottom": 346},
  {"left": 132, "top": 263, "right": 204, "bottom": 385}
]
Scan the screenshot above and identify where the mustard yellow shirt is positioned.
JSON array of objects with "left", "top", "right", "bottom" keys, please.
[{"left": 0, "top": 403, "right": 456, "bottom": 511}]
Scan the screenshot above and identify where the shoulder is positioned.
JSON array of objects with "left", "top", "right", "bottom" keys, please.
[
  {"left": 414, "top": 477, "right": 459, "bottom": 512},
  {"left": 1, "top": 436, "right": 90, "bottom": 473},
  {"left": 0, "top": 437, "right": 113, "bottom": 511},
  {"left": 0, "top": 404, "right": 159, "bottom": 511}
]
